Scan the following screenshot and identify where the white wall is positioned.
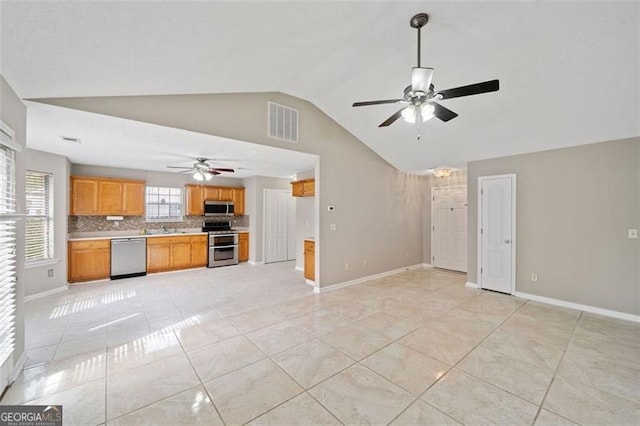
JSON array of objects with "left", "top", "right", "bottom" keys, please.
[
  {"left": 71, "top": 164, "right": 243, "bottom": 188},
  {"left": 1, "top": 75, "right": 27, "bottom": 376},
  {"left": 24, "top": 149, "right": 70, "bottom": 297}
]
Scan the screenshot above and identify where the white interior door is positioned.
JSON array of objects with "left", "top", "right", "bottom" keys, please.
[
  {"left": 479, "top": 175, "right": 516, "bottom": 294},
  {"left": 287, "top": 197, "right": 296, "bottom": 261},
  {"left": 265, "top": 189, "right": 296, "bottom": 264},
  {"left": 432, "top": 186, "right": 467, "bottom": 272}
]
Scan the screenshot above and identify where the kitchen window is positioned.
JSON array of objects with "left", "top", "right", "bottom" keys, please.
[
  {"left": 25, "top": 170, "right": 54, "bottom": 264},
  {"left": 146, "top": 186, "right": 183, "bottom": 221}
]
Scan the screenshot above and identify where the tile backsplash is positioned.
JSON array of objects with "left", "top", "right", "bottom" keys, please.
[{"left": 69, "top": 215, "right": 249, "bottom": 233}]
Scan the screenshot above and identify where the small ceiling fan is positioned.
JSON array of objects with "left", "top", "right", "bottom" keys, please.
[
  {"left": 353, "top": 13, "right": 499, "bottom": 127},
  {"left": 167, "top": 158, "right": 235, "bottom": 181}
]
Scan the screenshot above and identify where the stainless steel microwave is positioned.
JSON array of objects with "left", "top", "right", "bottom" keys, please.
[{"left": 204, "top": 200, "right": 234, "bottom": 216}]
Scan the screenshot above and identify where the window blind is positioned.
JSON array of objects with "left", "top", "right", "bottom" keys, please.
[
  {"left": 25, "top": 171, "right": 54, "bottom": 262},
  {"left": 0, "top": 144, "right": 17, "bottom": 368}
]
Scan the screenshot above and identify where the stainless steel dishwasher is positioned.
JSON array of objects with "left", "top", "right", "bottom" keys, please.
[{"left": 111, "top": 238, "right": 147, "bottom": 279}]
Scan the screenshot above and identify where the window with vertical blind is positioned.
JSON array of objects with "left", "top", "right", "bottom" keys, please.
[
  {"left": 0, "top": 143, "right": 17, "bottom": 371},
  {"left": 25, "top": 171, "right": 54, "bottom": 263}
]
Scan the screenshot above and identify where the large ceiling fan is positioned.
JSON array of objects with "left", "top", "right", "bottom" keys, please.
[
  {"left": 167, "top": 158, "right": 235, "bottom": 181},
  {"left": 353, "top": 13, "right": 499, "bottom": 127}
]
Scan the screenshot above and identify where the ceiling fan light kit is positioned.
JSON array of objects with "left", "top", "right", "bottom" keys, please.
[
  {"left": 352, "top": 13, "right": 500, "bottom": 128},
  {"left": 166, "top": 157, "right": 235, "bottom": 181}
]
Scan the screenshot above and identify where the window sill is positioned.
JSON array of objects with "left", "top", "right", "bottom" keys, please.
[{"left": 25, "top": 258, "right": 59, "bottom": 269}]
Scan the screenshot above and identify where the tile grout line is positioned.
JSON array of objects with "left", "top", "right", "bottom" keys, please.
[
  {"left": 531, "top": 310, "right": 584, "bottom": 425},
  {"left": 386, "top": 294, "right": 532, "bottom": 425}
]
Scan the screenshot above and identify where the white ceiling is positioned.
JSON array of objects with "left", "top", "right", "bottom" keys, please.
[{"left": 1, "top": 1, "right": 638, "bottom": 173}]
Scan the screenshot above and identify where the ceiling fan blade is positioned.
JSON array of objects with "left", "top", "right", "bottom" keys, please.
[
  {"left": 177, "top": 169, "right": 193, "bottom": 174},
  {"left": 411, "top": 67, "right": 434, "bottom": 93},
  {"left": 210, "top": 168, "right": 235, "bottom": 173},
  {"left": 353, "top": 99, "right": 402, "bottom": 107},
  {"left": 436, "top": 79, "right": 499, "bottom": 100},
  {"left": 379, "top": 108, "right": 405, "bottom": 127},
  {"left": 431, "top": 102, "right": 458, "bottom": 122},
  {"left": 166, "top": 166, "right": 193, "bottom": 169}
]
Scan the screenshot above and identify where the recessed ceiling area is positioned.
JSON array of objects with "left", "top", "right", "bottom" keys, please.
[
  {"left": 25, "top": 102, "right": 317, "bottom": 179},
  {"left": 1, "top": 1, "right": 638, "bottom": 171}
]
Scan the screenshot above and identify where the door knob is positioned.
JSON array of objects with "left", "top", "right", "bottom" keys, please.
[{"left": 504, "top": 239, "right": 511, "bottom": 244}]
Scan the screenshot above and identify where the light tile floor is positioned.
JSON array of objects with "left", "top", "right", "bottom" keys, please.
[{"left": 2, "top": 262, "right": 639, "bottom": 425}]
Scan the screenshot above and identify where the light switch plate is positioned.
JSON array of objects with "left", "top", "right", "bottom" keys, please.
[
  {"left": 330, "top": 224, "right": 337, "bottom": 231},
  {"left": 629, "top": 229, "right": 638, "bottom": 239}
]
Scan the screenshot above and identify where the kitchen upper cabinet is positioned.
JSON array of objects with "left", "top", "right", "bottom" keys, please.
[
  {"left": 185, "top": 184, "right": 245, "bottom": 216},
  {"left": 122, "top": 181, "right": 145, "bottom": 215},
  {"left": 68, "top": 240, "right": 111, "bottom": 283},
  {"left": 98, "top": 180, "right": 122, "bottom": 215},
  {"left": 186, "top": 185, "right": 204, "bottom": 216},
  {"left": 238, "top": 232, "right": 249, "bottom": 262},
  {"left": 291, "top": 179, "right": 315, "bottom": 197},
  {"left": 71, "top": 177, "right": 99, "bottom": 215},
  {"left": 304, "top": 239, "right": 315, "bottom": 281},
  {"left": 232, "top": 188, "right": 245, "bottom": 216},
  {"left": 71, "top": 176, "right": 145, "bottom": 216}
]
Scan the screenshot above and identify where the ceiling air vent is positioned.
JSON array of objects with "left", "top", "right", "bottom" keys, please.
[
  {"left": 60, "top": 136, "right": 81, "bottom": 144},
  {"left": 268, "top": 102, "right": 298, "bottom": 143}
]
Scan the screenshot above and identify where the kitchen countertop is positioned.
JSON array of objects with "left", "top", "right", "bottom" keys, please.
[
  {"left": 68, "top": 229, "right": 207, "bottom": 241},
  {"left": 304, "top": 237, "right": 315, "bottom": 242}
]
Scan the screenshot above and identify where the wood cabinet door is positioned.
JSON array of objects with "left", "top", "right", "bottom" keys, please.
[
  {"left": 186, "top": 186, "right": 204, "bottom": 216},
  {"left": 170, "top": 242, "right": 192, "bottom": 269},
  {"left": 233, "top": 188, "right": 245, "bottom": 216},
  {"left": 98, "top": 180, "right": 123, "bottom": 215},
  {"left": 147, "top": 244, "right": 171, "bottom": 272},
  {"left": 68, "top": 241, "right": 111, "bottom": 282},
  {"left": 218, "top": 187, "right": 233, "bottom": 201},
  {"left": 190, "top": 241, "right": 208, "bottom": 267},
  {"left": 304, "top": 241, "right": 315, "bottom": 280},
  {"left": 204, "top": 186, "right": 221, "bottom": 201},
  {"left": 71, "top": 178, "right": 99, "bottom": 215},
  {"left": 122, "top": 182, "right": 145, "bottom": 216},
  {"left": 238, "top": 233, "right": 249, "bottom": 262},
  {"left": 302, "top": 180, "right": 315, "bottom": 196},
  {"left": 291, "top": 181, "right": 304, "bottom": 197}
]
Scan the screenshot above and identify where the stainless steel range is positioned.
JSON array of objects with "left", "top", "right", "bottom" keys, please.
[{"left": 202, "top": 220, "right": 238, "bottom": 268}]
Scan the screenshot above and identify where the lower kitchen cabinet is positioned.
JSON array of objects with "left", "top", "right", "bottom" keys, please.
[
  {"left": 68, "top": 239, "right": 111, "bottom": 283},
  {"left": 238, "top": 232, "right": 249, "bottom": 262},
  {"left": 304, "top": 239, "right": 315, "bottom": 281},
  {"left": 147, "top": 235, "right": 208, "bottom": 273},
  {"left": 190, "top": 235, "right": 208, "bottom": 267}
]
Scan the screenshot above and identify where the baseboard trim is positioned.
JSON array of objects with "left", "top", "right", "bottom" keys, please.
[
  {"left": 422, "top": 263, "right": 433, "bottom": 268},
  {"left": 514, "top": 291, "right": 640, "bottom": 323},
  {"left": 295, "top": 266, "right": 304, "bottom": 272},
  {"left": 305, "top": 279, "right": 315, "bottom": 286},
  {"left": 24, "top": 285, "right": 68, "bottom": 302},
  {"left": 248, "top": 260, "right": 265, "bottom": 266},
  {"left": 465, "top": 281, "right": 480, "bottom": 289},
  {"left": 11, "top": 352, "right": 26, "bottom": 383},
  {"left": 314, "top": 263, "right": 425, "bottom": 294}
]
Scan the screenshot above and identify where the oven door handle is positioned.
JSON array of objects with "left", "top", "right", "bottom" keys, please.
[{"left": 211, "top": 244, "right": 238, "bottom": 248}]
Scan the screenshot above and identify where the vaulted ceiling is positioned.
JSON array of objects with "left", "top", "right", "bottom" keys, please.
[{"left": 1, "top": 1, "right": 638, "bottom": 173}]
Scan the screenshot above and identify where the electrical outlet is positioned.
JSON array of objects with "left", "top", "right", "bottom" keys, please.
[
  {"left": 629, "top": 229, "right": 638, "bottom": 239},
  {"left": 531, "top": 273, "right": 538, "bottom": 282},
  {"left": 47, "top": 269, "right": 54, "bottom": 278},
  {"left": 362, "top": 259, "right": 367, "bottom": 267},
  {"left": 345, "top": 263, "right": 349, "bottom": 271},
  {"left": 330, "top": 223, "right": 337, "bottom": 231}
]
